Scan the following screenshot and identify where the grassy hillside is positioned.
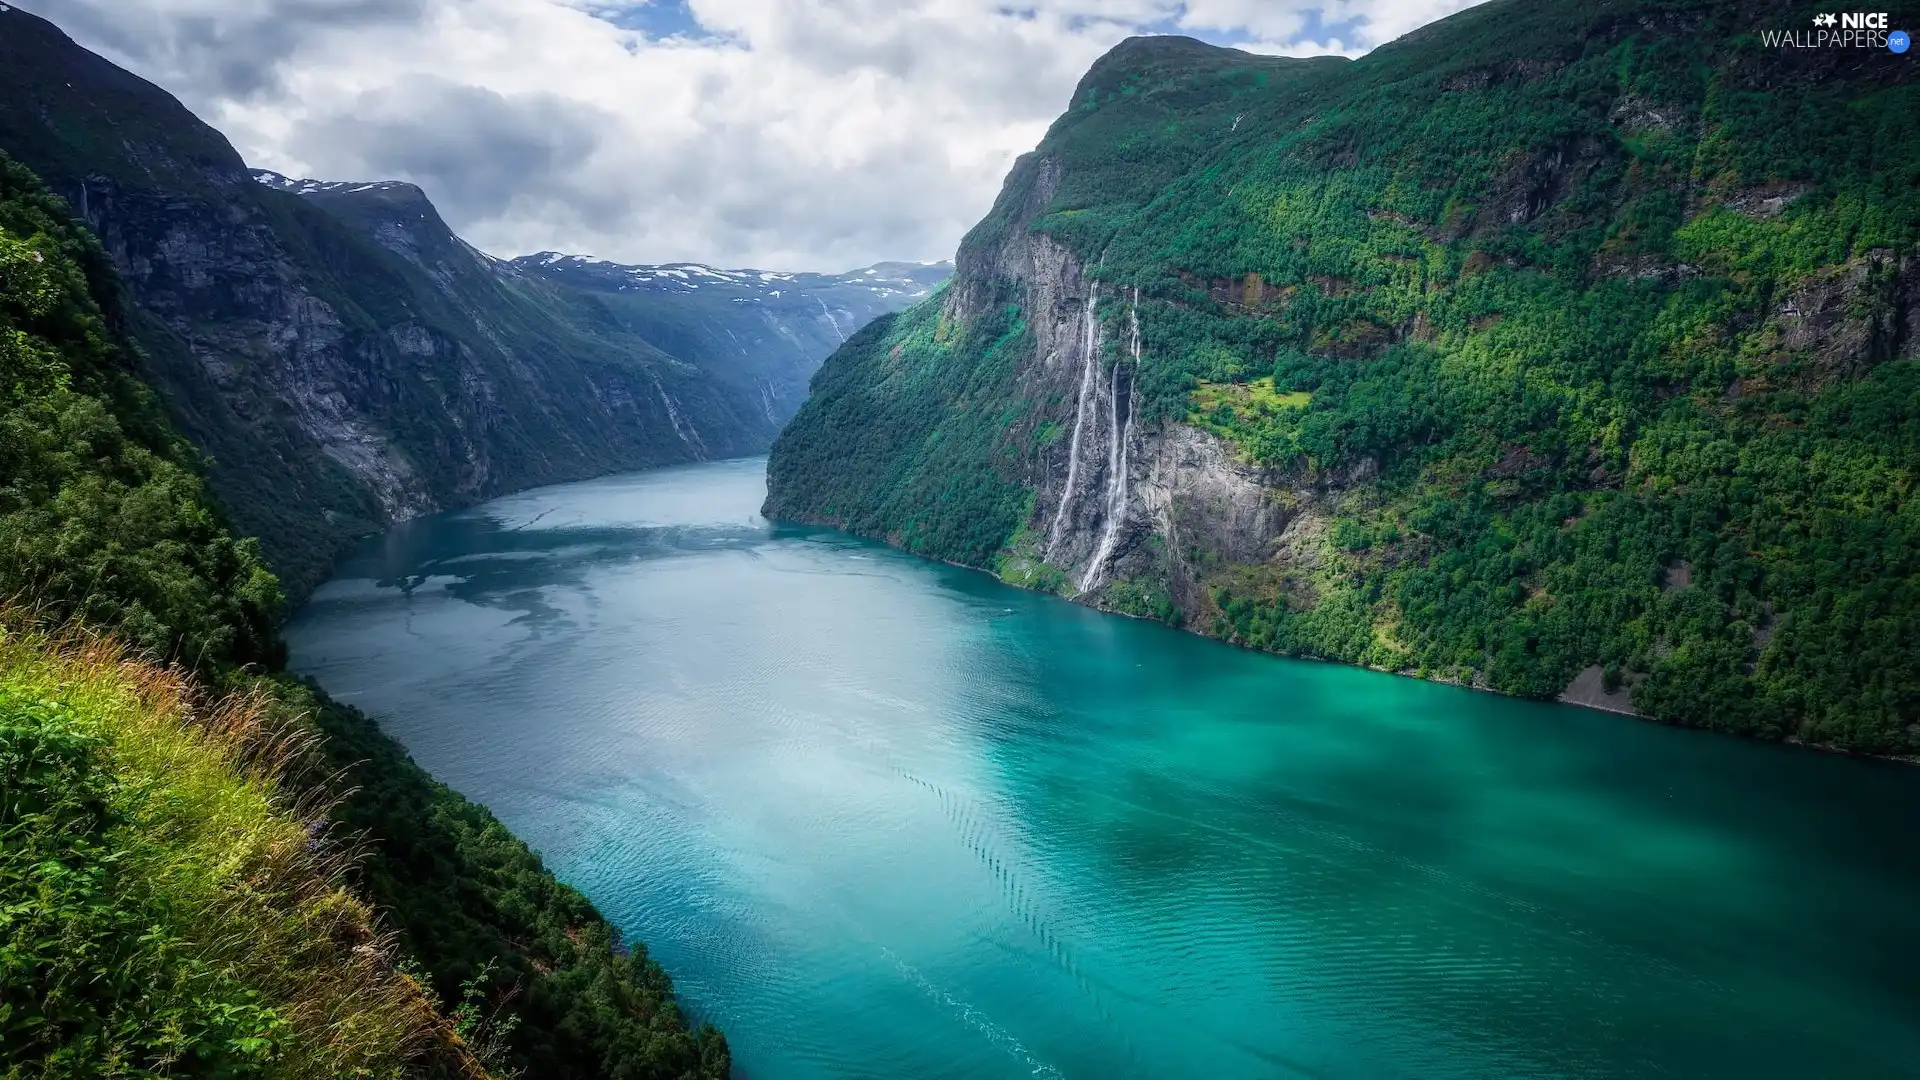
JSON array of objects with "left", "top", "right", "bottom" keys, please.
[
  {"left": 0, "top": 628, "right": 482, "bottom": 1077},
  {"left": 0, "top": 153, "right": 728, "bottom": 1077},
  {"left": 768, "top": 0, "right": 1920, "bottom": 754}
]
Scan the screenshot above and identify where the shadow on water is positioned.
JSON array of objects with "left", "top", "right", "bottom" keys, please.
[
  {"left": 331, "top": 476, "right": 852, "bottom": 628},
  {"left": 356, "top": 519, "right": 765, "bottom": 598}
]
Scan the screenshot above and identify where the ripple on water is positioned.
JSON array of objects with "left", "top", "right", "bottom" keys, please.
[{"left": 287, "top": 459, "right": 1920, "bottom": 1080}]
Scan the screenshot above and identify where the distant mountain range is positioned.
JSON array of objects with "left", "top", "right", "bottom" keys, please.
[
  {"left": 507, "top": 248, "right": 950, "bottom": 304},
  {"left": 0, "top": 3, "right": 946, "bottom": 598}
]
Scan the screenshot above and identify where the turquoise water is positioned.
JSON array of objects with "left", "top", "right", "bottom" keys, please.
[{"left": 286, "top": 457, "right": 1920, "bottom": 1080}]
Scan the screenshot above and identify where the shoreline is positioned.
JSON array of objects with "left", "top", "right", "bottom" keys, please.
[{"left": 828, "top": 518, "right": 1920, "bottom": 769}]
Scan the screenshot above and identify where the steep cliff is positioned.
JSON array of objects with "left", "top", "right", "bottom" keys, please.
[
  {"left": 768, "top": 1, "right": 1920, "bottom": 753},
  {"left": 0, "top": 5, "right": 943, "bottom": 598}
]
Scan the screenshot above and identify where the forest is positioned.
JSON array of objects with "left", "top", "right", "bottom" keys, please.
[{"left": 768, "top": 0, "right": 1920, "bottom": 754}]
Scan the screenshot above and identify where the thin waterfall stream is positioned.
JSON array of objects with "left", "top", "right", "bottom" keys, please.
[
  {"left": 1079, "top": 287, "right": 1139, "bottom": 593},
  {"left": 1045, "top": 284, "right": 1101, "bottom": 556}
]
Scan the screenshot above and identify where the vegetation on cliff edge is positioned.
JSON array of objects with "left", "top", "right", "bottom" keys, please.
[{"left": 0, "top": 153, "right": 728, "bottom": 1078}]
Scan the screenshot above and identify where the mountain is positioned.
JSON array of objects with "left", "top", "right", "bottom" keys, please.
[
  {"left": 0, "top": 151, "right": 727, "bottom": 1077},
  {"left": 766, "top": 0, "right": 1920, "bottom": 754},
  {"left": 500, "top": 247, "right": 949, "bottom": 432},
  {"left": 0, "top": 5, "right": 941, "bottom": 600},
  {"left": 254, "top": 165, "right": 946, "bottom": 442}
]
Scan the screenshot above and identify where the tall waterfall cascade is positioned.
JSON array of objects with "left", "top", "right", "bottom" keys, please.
[
  {"left": 1079, "top": 288, "right": 1140, "bottom": 593},
  {"left": 1045, "top": 285, "right": 1101, "bottom": 556}
]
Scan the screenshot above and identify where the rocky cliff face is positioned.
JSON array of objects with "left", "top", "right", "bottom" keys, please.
[
  {"left": 0, "top": 7, "right": 945, "bottom": 599},
  {"left": 925, "top": 117, "right": 1331, "bottom": 622},
  {"left": 767, "top": 3, "right": 1920, "bottom": 754}
]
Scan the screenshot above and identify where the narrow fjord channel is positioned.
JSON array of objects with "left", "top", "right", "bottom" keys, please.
[{"left": 287, "top": 457, "right": 1920, "bottom": 1080}]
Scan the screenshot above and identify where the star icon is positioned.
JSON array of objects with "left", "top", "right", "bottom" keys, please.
[{"left": 1816, "top": 12, "right": 1838, "bottom": 26}]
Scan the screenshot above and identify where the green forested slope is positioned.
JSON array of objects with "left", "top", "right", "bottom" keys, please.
[
  {"left": 0, "top": 158, "right": 284, "bottom": 671},
  {"left": 0, "top": 153, "right": 727, "bottom": 1078},
  {"left": 768, "top": 0, "right": 1920, "bottom": 753}
]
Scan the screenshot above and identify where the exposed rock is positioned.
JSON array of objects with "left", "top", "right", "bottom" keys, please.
[
  {"left": 1592, "top": 251, "right": 1698, "bottom": 283},
  {"left": 1765, "top": 247, "right": 1916, "bottom": 376},
  {"left": 1135, "top": 423, "right": 1296, "bottom": 609},
  {"left": 1609, "top": 95, "right": 1691, "bottom": 135},
  {"left": 1559, "top": 665, "right": 1641, "bottom": 716},
  {"left": 1724, "top": 185, "right": 1810, "bottom": 220}
]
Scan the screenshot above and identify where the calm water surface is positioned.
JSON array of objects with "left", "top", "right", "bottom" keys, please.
[{"left": 287, "top": 457, "right": 1920, "bottom": 1080}]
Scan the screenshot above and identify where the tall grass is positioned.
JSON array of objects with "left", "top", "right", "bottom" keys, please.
[{"left": 0, "top": 622, "right": 491, "bottom": 1078}]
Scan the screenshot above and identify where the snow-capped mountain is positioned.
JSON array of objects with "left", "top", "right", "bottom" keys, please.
[
  {"left": 251, "top": 169, "right": 420, "bottom": 199},
  {"left": 508, "top": 251, "right": 951, "bottom": 306}
]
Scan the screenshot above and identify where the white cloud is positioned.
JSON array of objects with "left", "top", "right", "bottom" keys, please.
[{"left": 20, "top": 0, "right": 1491, "bottom": 270}]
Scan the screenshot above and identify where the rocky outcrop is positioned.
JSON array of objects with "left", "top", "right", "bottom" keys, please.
[
  {"left": 1765, "top": 247, "right": 1919, "bottom": 377},
  {"left": 1137, "top": 425, "right": 1294, "bottom": 585},
  {"left": 1559, "top": 666, "right": 1640, "bottom": 716}
]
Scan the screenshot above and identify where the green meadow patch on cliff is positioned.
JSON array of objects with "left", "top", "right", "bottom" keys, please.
[{"left": 1188, "top": 377, "right": 1313, "bottom": 463}]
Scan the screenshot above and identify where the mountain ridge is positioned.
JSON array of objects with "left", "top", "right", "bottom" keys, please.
[{"left": 251, "top": 165, "right": 954, "bottom": 303}]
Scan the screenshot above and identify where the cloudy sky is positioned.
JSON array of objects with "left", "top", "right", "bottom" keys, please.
[{"left": 25, "top": 0, "right": 1488, "bottom": 271}]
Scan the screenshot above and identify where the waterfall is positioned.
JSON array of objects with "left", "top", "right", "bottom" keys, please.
[
  {"left": 758, "top": 379, "right": 780, "bottom": 425},
  {"left": 817, "top": 297, "right": 848, "bottom": 344},
  {"left": 1045, "top": 285, "right": 1100, "bottom": 556},
  {"left": 648, "top": 371, "right": 707, "bottom": 457},
  {"left": 1078, "top": 288, "right": 1140, "bottom": 592}
]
